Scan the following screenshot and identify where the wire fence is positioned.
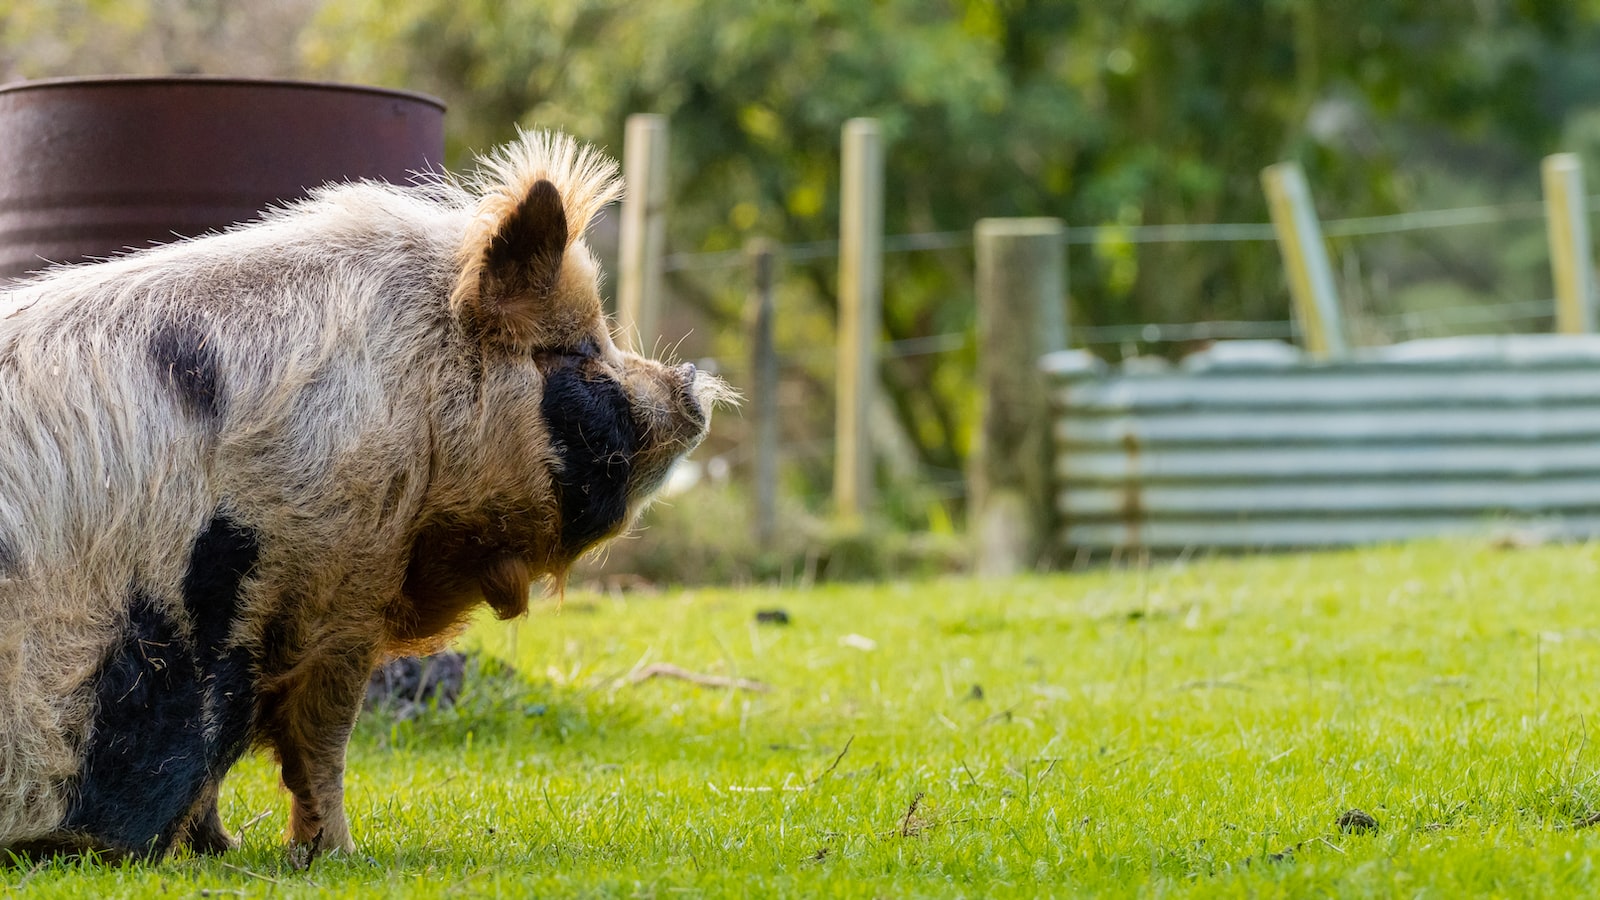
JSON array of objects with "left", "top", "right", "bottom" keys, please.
[
  {"left": 668, "top": 192, "right": 1575, "bottom": 516},
  {"left": 671, "top": 193, "right": 1569, "bottom": 360},
  {"left": 665, "top": 194, "right": 1564, "bottom": 272}
]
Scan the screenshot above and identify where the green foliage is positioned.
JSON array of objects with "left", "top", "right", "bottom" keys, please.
[
  {"left": 9, "top": 2, "right": 1600, "bottom": 515},
  {"left": 298, "top": 2, "right": 1600, "bottom": 516},
  {"left": 20, "top": 540, "right": 1600, "bottom": 895},
  {"left": 0, "top": 0, "right": 319, "bottom": 80}
]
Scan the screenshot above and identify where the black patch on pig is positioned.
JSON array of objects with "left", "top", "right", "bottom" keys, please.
[
  {"left": 181, "top": 512, "right": 261, "bottom": 770},
  {"left": 0, "top": 536, "right": 17, "bottom": 576},
  {"left": 541, "top": 364, "right": 638, "bottom": 551},
  {"left": 63, "top": 592, "right": 209, "bottom": 858},
  {"left": 62, "top": 514, "right": 263, "bottom": 856},
  {"left": 150, "top": 321, "right": 224, "bottom": 421}
]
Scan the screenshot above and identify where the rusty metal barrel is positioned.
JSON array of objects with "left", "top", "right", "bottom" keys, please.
[{"left": 0, "top": 75, "right": 446, "bottom": 282}]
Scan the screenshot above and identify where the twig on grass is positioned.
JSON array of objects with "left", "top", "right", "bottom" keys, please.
[
  {"left": 811, "top": 735, "right": 855, "bottom": 786},
  {"left": 234, "top": 809, "right": 273, "bottom": 835},
  {"left": 625, "top": 662, "right": 771, "bottom": 693}
]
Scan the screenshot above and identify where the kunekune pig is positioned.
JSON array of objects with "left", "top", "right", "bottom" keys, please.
[{"left": 0, "top": 131, "right": 728, "bottom": 860}]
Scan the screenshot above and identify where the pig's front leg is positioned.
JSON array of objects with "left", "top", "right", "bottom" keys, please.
[{"left": 262, "top": 638, "right": 377, "bottom": 858}]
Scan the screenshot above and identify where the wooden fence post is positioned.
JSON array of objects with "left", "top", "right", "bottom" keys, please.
[
  {"left": 1262, "top": 162, "right": 1347, "bottom": 358},
  {"left": 746, "top": 239, "right": 779, "bottom": 550},
  {"left": 835, "top": 118, "right": 884, "bottom": 523},
  {"left": 617, "top": 113, "right": 669, "bottom": 353},
  {"left": 1542, "top": 152, "right": 1596, "bottom": 334},
  {"left": 972, "top": 218, "right": 1067, "bottom": 575}
]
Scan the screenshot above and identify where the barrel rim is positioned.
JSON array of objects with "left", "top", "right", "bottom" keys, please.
[{"left": 0, "top": 75, "right": 446, "bottom": 112}]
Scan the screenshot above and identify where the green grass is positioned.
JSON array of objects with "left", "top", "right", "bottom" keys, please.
[{"left": 15, "top": 538, "right": 1600, "bottom": 896}]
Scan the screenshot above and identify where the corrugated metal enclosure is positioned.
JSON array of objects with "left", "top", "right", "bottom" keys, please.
[{"left": 1048, "top": 335, "right": 1600, "bottom": 554}]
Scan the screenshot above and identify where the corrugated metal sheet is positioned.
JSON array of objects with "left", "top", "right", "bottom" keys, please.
[{"left": 1047, "top": 335, "right": 1600, "bottom": 553}]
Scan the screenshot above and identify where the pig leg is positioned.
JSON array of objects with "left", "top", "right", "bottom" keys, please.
[
  {"left": 264, "top": 642, "right": 376, "bottom": 856},
  {"left": 175, "top": 780, "right": 236, "bottom": 856}
]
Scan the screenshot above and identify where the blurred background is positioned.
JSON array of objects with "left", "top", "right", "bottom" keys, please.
[{"left": 5, "top": 1, "right": 1600, "bottom": 583}]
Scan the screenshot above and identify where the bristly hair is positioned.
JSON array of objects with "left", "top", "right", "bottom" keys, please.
[{"left": 448, "top": 129, "right": 625, "bottom": 317}]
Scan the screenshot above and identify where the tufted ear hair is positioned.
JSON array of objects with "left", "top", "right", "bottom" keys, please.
[
  {"left": 456, "top": 179, "right": 569, "bottom": 346},
  {"left": 450, "top": 131, "right": 623, "bottom": 346}
]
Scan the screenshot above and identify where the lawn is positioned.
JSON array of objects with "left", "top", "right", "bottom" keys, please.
[{"left": 13, "top": 538, "right": 1600, "bottom": 897}]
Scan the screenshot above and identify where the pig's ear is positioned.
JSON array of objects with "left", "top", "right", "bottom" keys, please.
[{"left": 454, "top": 179, "right": 568, "bottom": 344}]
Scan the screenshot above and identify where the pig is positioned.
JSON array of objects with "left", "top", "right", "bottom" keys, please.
[{"left": 0, "top": 130, "right": 727, "bottom": 860}]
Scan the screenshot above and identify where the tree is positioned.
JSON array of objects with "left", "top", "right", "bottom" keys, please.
[
  {"left": 10, "top": 0, "right": 1600, "bottom": 523},
  {"left": 1, "top": 0, "right": 319, "bottom": 81}
]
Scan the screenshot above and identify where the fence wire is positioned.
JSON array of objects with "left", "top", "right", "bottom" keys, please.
[
  {"left": 663, "top": 195, "right": 1568, "bottom": 272},
  {"left": 665, "top": 191, "right": 1575, "bottom": 518}
]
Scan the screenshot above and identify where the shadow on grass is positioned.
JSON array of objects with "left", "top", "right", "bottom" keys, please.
[{"left": 351, "top": 651, "right": 657, "bottom": 758}]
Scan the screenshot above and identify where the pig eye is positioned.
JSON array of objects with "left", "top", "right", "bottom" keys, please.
[{"left": 534, "top": 336, "right": 601, "bottom": 370}]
